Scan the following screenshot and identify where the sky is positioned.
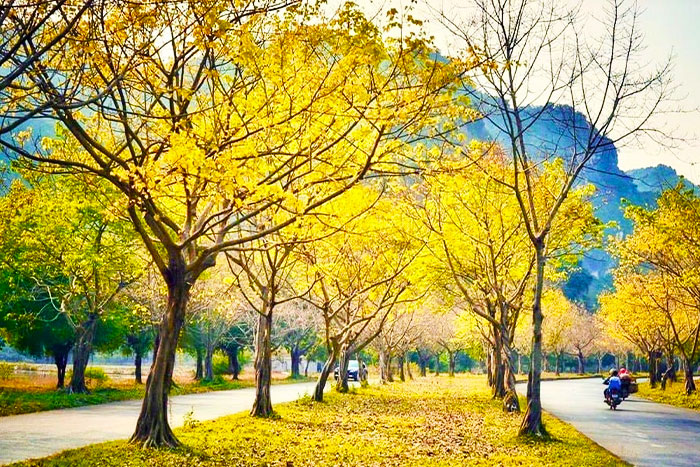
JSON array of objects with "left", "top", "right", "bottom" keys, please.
[{"left": 335, "top": 0, "right": 700, "bottom": 183}]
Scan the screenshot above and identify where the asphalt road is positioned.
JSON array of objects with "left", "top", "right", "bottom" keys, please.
[
  {"left": 0, "top": 381, "right": 318, "bottom": 466},
  {"left": 524, "top": 378, "right": 700, "bottom": 466}
]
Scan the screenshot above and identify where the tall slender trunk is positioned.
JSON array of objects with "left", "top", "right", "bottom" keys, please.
[
  {"left": 486, "top": 349, "right": 493, "bottom": 386},
  {"left": 336, "top": 347, "right": 350, "bottom": 392},
  {"left": 501, "top": 332, "right": 520, "bottom": 413},
  {"left": 448, "top": 351, "right": 455, "bottom": 377},
  {"left": 291, "top": 347, "right": 302, "bottom": 379},
  {"left": 135, "top": 352, "right": 143, "bottom": 384},
  {"left": 251, "top": 311, "right": 273, "bottom": 417},
  {"left": 204, "top": 346, "right": 214, "bottom": 381},
  {"left": 667, "top": 353, "right": 677, "bottom": 382},
  {"left": 576, "top": 350, "right": 585, "bottom": 375},
  {"left": 387, "top": 355, "right": 395, "bottom": 382},
  {"left": 227, "top": 345, "right": 240, "bottom": 380},
  {"left": 195, "top": 348, "right": 203, "bottom": 380},
  {"left": 520, "top": 245, "right": 545, "bottom": 436},
  {"left": 398, "top": 355, "right": 406, "bottom": 381},
  {"left": 131, "top": 275, "right": 189, "bottom": 447},
  {"left": 434, "top": 353, "right": 441, "bottom": 376},
  {"left": 53, "top": 347, "right": 69, "bottom": 389},
  {"left": 304, "top": 358, "right": 310, "bottom": 377},
  {"left": 379, "top": 349, "right": 390, "bottom": 384},
  {"left": 517, "top": 353, "right": 523, "bottom": 375},
  {"left": 406, "top": 352, "right": 413, "bottom": 380},
  {"left": 596, "top": 355, "right": 602, "bottom": 374},
  {"left": 555, "top": 352, "right": 562, "bottom": 376},
  {"left": 492, "top": 337, "right": 505, "bottom": 398},
  {"left": 684, "top": 359, "right": 697, "bottom": 395},
  {"left": 648, "top": 351, "right": 657, "bottom": 388},
  {"left": 313, "top": 346, "right": 337, "bottom": 402},
  {"left": 69, "top": 315, "right": 98, "bottom": 394}
]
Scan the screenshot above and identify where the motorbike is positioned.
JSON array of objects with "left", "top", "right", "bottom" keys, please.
[{"left": 604, "top": 387, "right": 623, "bottom": 410}]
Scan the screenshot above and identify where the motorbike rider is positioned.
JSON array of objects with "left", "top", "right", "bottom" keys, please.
[
  {"left": 618, "top": 367, "right": 632, "bottom": 396},
  {"left": 603, "top": 368, "right": 622, "bottom": 400}
]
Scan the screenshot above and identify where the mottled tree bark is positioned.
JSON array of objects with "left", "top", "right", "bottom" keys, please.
[
  {"left": 336, "top": 347, "right": 350, "bottom": 392},
  {"left": 519, "top": 246, "right": 545, "bottom": 436},
  {"left": 69, "top": 315, "right": 98, "bottom": 394},
  {"left": 227, "top": 345, "right": 240, "bottom": 380},
  {"left": 251, "top": 311, "right": 273, "bottom": 417},
  {"left": 313, "top": 346, "right": 337, "bottom": 402},
  {"left": 204, "top": 346, "right": 214, "bottom": 381},
  {"left": 290, "top": 346, "right": 303, "bottom": 379},
  {"left": 195, "top": 348, "right": 203, "bottom": 380},
  {"left": 135, "top": 352, "right": 143, "bottom": 384},
  {"left": 131, "top": 270, "right": 189, "bottom": 448},
  {"left": 53, "top": 348, "right": 69, "bottom": 389}
]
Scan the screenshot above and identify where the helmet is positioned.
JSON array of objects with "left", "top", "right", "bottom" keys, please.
[{"left": 609, "top": 368, "right": 617, "bottom": 376}]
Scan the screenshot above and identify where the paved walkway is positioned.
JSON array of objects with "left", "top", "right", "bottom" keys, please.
[
  {"left": 0, "top": 382, "right": 317, "bottom": 465},
  {"left": 525, "top": 378, "right": 700, "bottom": 466}
]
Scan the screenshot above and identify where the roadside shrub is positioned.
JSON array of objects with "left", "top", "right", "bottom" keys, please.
[
  {"left": 0, "top": 361, "right": 14, "bottom": 380},
  {"left": 213, "top": 353, "right": 229, "bottom": 375},
  {"left": 66, "top": 367, "right": 110, "bottom": 388}
]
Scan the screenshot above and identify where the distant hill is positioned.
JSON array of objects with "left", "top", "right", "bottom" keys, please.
[{"left": 627, "top": 164, "right": 693, "bottom": 194}]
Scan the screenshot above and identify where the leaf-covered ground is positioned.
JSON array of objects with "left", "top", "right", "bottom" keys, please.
[
  {"left": 637, "top": 379, "right": 700, "bottom": 411},
  {"left": 15, "top": 375, "right": 626, "bottom": 467}
]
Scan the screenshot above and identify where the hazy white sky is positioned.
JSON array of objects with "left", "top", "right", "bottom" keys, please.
[{"left": 341, "top": 0, "right": 700, "bottom": 182}]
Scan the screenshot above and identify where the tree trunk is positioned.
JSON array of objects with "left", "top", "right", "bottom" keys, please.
[
  {"left": 336, "top": 347, "right": 350, "bottom": 392},
  {"left": 313, "top": 348, "right": 336, "bottom": 402},
  {"left": 379, "top": 349, "right": 390, "bottom": 384},
  {"left": 577, "top": 350, "right": 585, "bottom": 375},
  {"left": 501, "top": 334, "right": 520, "bottom": 413},
  {"left": 491, "top": 338, "right": 506, "bottom": 398},
  {"left": 69, "top": 315, "right": 98, "bottom": 394},
  {"left": 434, "top": 353, "right": 441, "bottom": 376},
  {"left": 648, "top": 351, "right": 657, "bottom": 388},
  {"left": 387, "top": 355, "right": 395, "bottom": 382},
  {"left": 596, "top": 355, "right": 602, "bottom": 374},
  {"left": 204, "top": 346, "right": 214, "bottom": 381},
  {"left": 684, "top": 359, "right": 697, "bottom": 395},
  {"left": 519, "top": 245, "right": 545, "bottom": 437},
  {"left": 291, "top": 347, "right": 302, "bottom": 379},
  {"left": 135, "top": 352, "right": 143, "bottom": 384},
  {"left": 227, "top": 345, "right": 240, "bottom": 380},
  {"left": 667, "top": 353, "right": 677, "bottom": 382},
  {"left": 398, "top": 355, "right": 406, "bottom": 382},
  {"left": 304, "top": 358, "right": 310, "bottom": 377},
  {"left": 53, "top": 348, "right": 69, "bottom": 389},
  {"left": 131, "top": 276, "right": 189, "bottom": 447},
  {"left": 448, "top": 351, "right": 455, "bottom": 377},
  {"left": 195, "top": 348, "right": 203, "bottom": 380},
  {"left": 406, "top": 352, "right": 413, "bottom": 380},
  {"left": 555, "top": 352, "right": 562, "bottom": 376},
  {"left": 251, "top": 311, "right": 273, "bottom": 417}
]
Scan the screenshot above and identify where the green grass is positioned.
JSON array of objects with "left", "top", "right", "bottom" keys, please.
[
  {"left": 14, "top": 375, "right": 627, "bottom": 467},
  {"left": 0, "top": 375, "right": 315, "bottom": 417},
  {"left": 637, "top": 379, "right": 700, "bottom": 410}
]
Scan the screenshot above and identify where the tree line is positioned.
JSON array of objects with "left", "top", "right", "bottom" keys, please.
[{"left": 0, "top": 0, "right": 670, "bottom": 447}]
